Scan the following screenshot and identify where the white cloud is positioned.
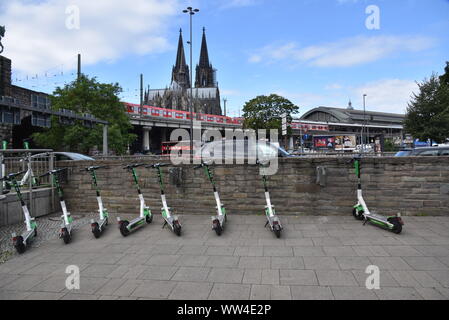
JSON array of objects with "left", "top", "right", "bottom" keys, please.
[
  {"left": 351, "top": 79, "right": 418, "bottom": 114},
  {"left": 248, "top": 35, "right": 435, "bottom": 67},
  {"left": 0, "top": 0, "right": 180, "bottom": 74},
  {"left": 219, "top": 0, "right": 260, "bottom": 10}
]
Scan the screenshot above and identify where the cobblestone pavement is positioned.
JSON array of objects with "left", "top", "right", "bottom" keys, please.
[{"left": 0, "top": 214, "right": 449, "bottom": 300}]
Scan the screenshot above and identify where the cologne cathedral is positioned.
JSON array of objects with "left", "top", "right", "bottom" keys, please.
[{"left": 144, "top": 28, "right": 222, "bottom": 115}]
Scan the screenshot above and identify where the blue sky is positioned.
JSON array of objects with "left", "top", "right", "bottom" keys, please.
[{"left": 1, "top": 0, "right": 448, "bottom": 117}]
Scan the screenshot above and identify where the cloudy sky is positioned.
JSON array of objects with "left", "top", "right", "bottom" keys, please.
[{"left": 1, "top": 0, "right": 448, "bottom": 117}]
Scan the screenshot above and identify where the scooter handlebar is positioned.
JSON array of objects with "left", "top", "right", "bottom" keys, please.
[
  {"left": 3, "top": 169, "right": 28, "bottom": 180},
  {"left": 123, "top": 163, "right": 145, "bottom": 170},
  {"left": 40, "top": 168, "right": 68, "bottom": 177},
  {"left": 82, "top": 165, "right": 109, "bottom": 172},
  {"left": 146, "top": 163, "right": 169, "bottom": 168}
]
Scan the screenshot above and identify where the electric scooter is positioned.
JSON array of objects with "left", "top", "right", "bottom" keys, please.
[
  {"left": 1, "top": 140, "right": 10, "bottom": 195},
  {"left": 194, "top": 161, "right": 227, "bottom": 235},
  {"left": 257, "top": 159, "right": 282, "bottom": 238},
  {"left": 19, "top": 139, "right": 38, "bottom": 188},
  {"left": 1, "top": 170, "right": 37, "bottom": 253},
  {"left": 350, "top": 155, "right": 403, "bottom": 234},
  {"left": 82, "top": 165, "right": 109, "bottom": 238},
  {"left": 40, "top": 168, "right": 74, "bottom": 243},
  {"left": 117, "top": 164, "right": 153, "bottom": 237},
  {"left": 146, "top": 163, "right": 181, "bottom": 236}
]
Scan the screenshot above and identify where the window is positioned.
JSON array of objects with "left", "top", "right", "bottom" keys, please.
[{"left": 31, "top": 94, "right": 51, "bottom": 109}]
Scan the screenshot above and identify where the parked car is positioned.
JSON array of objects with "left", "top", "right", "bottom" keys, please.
[
  {"left": 197, "top": 139, "right": 292, "bottom": 162},
  {"left": 33, "top": 152, "right": 95, "bottom": 161},
  {"left": 395, "top": 146, "right": 449, "bottom": 157},
  {"left": 394, "top": 149, "right": 413, "bottom": 157}
]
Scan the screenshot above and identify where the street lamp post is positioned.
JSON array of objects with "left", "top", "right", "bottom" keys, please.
[
  {"left": 183, "top": 6, "right": 199, "bottom": 162},
  {"left": 362, "top": 94, "right": 367, "bottom": 154}
]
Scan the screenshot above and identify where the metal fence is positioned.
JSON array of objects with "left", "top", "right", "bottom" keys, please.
[{"left": 1, "top": 149, "right": 54, "bottom": 214}]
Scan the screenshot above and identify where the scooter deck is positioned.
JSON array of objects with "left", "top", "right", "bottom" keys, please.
[
  {"left": 128, "top": 216, "right": 145, "bottom": 228},
  {"left": 366, "top": 212, "right": 389, "bottom": 223}
]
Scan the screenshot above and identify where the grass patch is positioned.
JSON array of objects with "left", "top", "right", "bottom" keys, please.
[{"left": 0, "top": 250, "right": 14, "bottom": 264}]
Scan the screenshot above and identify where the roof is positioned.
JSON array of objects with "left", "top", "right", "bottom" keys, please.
[{"left": 300, "top": 106, "right": 404, "bottom": 125}]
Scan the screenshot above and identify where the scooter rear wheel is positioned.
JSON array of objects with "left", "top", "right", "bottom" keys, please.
[
  {"left": 352, "top": 208, "right": 364, "bottom": 221},
  {"left": 388, "top": 218, "right": 402, "bottom": 234},
  {"left": 120, "top": 221, "right": 130, "bottom": 237},
  {"left": 14, "top": 236, "right": 26, "bottom": 254}
]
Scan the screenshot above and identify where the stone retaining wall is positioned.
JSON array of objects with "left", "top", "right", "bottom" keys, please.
[{"left": 59, "top": 157, "right": 449, "bottom": 217}]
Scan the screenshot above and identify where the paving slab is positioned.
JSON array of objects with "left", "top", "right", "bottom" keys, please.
[{"left": 290, "top": 285, "right": 334, "bottom": 300}]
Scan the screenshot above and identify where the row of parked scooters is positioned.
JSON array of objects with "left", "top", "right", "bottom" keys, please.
[{"left": 1, "top": 154, "right": 404, "bottom": 255}]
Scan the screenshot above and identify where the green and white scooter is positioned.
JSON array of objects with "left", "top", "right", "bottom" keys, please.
[
  {"left": 1, "top": 170, "right": 37, "bottom": 253},
  {"left": 19, "top": 139, "right": 39, "bottom": 188},
  {"left": 41, "top": 168, "right": 74, "bottom": 243},
  {"left": 1, "top": 140, "right": 10, "bottom": 195},
  {"left": 117, "top": 164, "right": 153, "bottom": 237},
  {"left": 194, "top": 161, "right": 227, "bottom": 235},
  {"left": 146, "top": 163, "right": 181, "bottom": 236},
  {"left": 257, "top": 159, "right": 282, "bottom": 238},
  {"left": 82, "top": 165, "right": 109, "bottom": 238},
  {"left": 350, "top": 155, "right": 403, "bottom": 234}
]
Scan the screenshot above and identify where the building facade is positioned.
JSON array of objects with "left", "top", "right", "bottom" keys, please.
[
  {"left": 0, "top": 54, "right": 106, "bottom": 148},
  {"left": 144, "top": 28, "right": 222, "bottom": 115},
  {"left": 296, "top": 103, "right": 405, "bottom": 151}
]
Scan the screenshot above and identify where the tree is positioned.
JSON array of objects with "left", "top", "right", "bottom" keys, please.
[
  {"left": 404, "top": 71, "right": 449, "bottom": 144},
  {"left": 242, "top": 94, "right": 299, "bottom": 134},
  {"left": 33, "top": 75, "right": 136, "bottom": 155},
  {"left": 439, "top": 61, "right": 449, "bottom": 85}
]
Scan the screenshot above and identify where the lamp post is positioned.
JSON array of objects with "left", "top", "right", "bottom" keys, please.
[
  {"left": 362, "top": 94, "right": 367, "bottom": 153},
  {"left": 183, "top": 6, "right": 199, "bottom": 162}
]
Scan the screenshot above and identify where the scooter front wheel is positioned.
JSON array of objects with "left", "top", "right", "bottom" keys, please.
[
  {"left": 273, "top": 224, "right": 282, "bottom": 238},
  {"left": 145, "top": 214, "right": 153, "bottom": 224},
  {"left": 61, "top": 228, "right": 71, "bottom": 244},
  {"left": 352, "top": 208, "right": 364, "bottom": 221},
  {"left": 14, "top": 236, "right": 26, "bottom": 254},
  {"left": 173, "top": 221, "right": 181, "bottom": 236},
  {"left": 213, "top": 220, "right": 222, "bottom": 236},
  {"left": 92, "top": 222, "right": 101, "bottom": 239}
]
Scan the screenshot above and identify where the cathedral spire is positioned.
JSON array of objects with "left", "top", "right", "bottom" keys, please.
[
  {"left": 198, "top": 27, "right": 210, "bottom": 67},
  {"left": 175, "top": 29, "right": 187, "bottom": 69},
  {"left": 172, "top": 28, "right": 190, "bottom": 89},
  {"left": 195, "top": 27, "right": 215, "bottom": 88}
]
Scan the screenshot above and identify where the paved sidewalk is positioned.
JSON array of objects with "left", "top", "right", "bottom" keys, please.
[{"left": 1, "top": 214, "right": 449, "bottom": 300}]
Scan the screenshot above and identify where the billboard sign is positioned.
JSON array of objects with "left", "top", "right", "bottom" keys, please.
[
  {"left": 314, "top": 136, "right": 335, "bottom": 148},
  {"left": 334, "top": 135, "right": 356, "bottom": 151}
]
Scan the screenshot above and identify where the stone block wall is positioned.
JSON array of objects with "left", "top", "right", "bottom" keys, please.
[{"left": 58, "top": 157, "right": 449, "bottom": 217}]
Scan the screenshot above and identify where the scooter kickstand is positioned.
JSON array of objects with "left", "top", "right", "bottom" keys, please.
[
  {"left": 264, "top": 221, "right": 269, "bottom": 228},
  {"left": 162, "top": 221, "right": 168, "bottom": 229}
]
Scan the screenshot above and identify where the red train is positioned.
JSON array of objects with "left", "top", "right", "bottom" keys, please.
[
  {"left": 124, "top": 102, "right": 243, "bottom": 125},
  {"left": 124, "top": 102, "right": 329, "bottom": 132}
]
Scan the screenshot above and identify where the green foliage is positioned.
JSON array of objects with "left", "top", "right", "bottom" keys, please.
[
  {"left": 383, "top": 139, "right": 398, "bottom": 152},
  {"left": 32, "top": 75, "right": 136, "bottom": 155},
  {"left": 439, "top": 61, "right": 449, "bottom": 85},
  {"left": 242, "top": 94, "right": 299, "bottom": 135},
  {"left": 404, "top": 71, "right": 449, "bottom": 144}
]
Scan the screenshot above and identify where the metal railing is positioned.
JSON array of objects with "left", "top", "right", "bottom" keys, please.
[{"left": 1, "top": 149, "right": 54, "bottom": 215}]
